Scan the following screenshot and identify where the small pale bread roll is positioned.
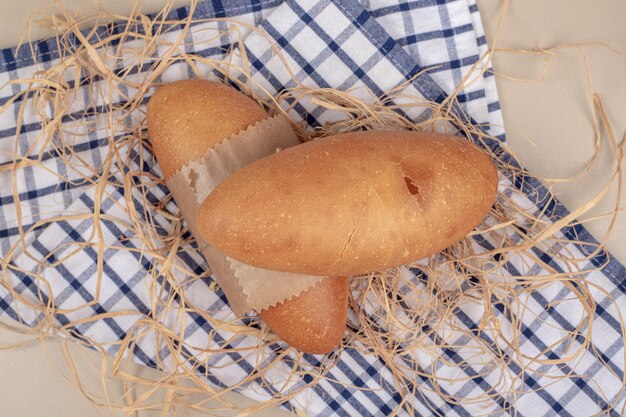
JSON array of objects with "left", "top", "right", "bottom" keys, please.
[{"left": 147, "top": 79, "right": 348, "bottom": 354}]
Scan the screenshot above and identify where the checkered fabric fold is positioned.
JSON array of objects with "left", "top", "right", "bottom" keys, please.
[{"left": 1, "top": 0, "right": 624, "bottom": 416}]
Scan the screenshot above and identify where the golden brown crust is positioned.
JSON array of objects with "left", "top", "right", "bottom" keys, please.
[
  {"left": 198, "top": 131, "right": 498, "bottom": 276},
  {"left": 147, "top": 79, "right": 268, "bottom": 178},
  {"left": 147, "top": 79, "right": 348, "bottom": 354},
  {"left": 258, "top": 276, "right": 348, "bottom": 354}
]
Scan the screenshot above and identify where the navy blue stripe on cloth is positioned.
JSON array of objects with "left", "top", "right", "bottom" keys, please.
[
  {"left": 369, "top": 0, "right": 461, "bottom": 17},
  {"left": 394, "top": 23, "right": 476, "bottom": 45}
]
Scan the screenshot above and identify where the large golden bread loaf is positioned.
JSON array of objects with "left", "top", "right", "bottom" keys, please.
[{"left": 198, "top": 131, "right": 498, "bottom": 276}]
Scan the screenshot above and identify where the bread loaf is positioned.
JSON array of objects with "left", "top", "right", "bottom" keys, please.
[
  {"left": 198, "top": 131, "right": 498, "bottom": 276},
  {"left": 147, "top": 79, "right": 348, "bottom": 354}
]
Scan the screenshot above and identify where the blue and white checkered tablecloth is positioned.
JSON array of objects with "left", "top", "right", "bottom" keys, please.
[{"left": 1, "top": 0, "right": 625, "bottom": 415}]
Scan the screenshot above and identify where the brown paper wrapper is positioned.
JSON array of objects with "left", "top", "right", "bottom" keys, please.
[{"left": 166, "top": 115, "right": 325, "bottom": 316}]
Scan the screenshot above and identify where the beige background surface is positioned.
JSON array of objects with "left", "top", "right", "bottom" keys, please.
[{"left": 0, "top": 0, "right": 625, "bottom": 416}]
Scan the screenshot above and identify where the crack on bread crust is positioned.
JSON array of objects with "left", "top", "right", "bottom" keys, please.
[{"left": 339, "top": 218, "right": 357, "bottom": 260}]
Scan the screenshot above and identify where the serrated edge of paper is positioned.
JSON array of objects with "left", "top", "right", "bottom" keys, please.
[
  {"left": 166, "top": 114, "right": 294, "bottom": 181},
  {"left": 226, "top": 256, "right": 326, "bottom": 312}
]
